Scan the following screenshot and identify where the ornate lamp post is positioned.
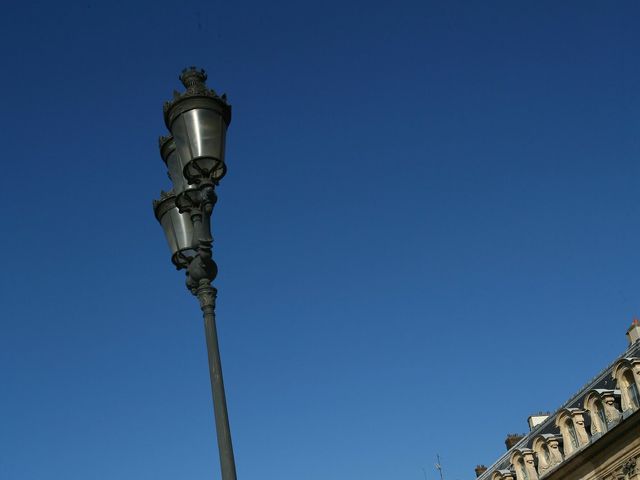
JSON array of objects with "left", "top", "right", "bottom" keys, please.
[{"left": 153, "top": 67, "right": 237, "bottom": 480}]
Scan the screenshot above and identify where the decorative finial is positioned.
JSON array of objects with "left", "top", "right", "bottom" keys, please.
[
  {"left": 163, "top": 67, "right": 231, "bottom": 127},
  {"left": 180, "top": 66, "right": 208, "bottom": 94},
  {"left": 159, "top": 189, "right": 173, "bottom": 200},
  {"left": 152, "top": 189, "right": 175, "bottom": 211}
]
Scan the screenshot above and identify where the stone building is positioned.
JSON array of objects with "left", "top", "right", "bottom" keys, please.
[{"left": 475, "top": 321, "right": 640, "bottom": 480}]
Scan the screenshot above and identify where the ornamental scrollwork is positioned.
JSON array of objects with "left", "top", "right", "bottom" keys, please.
[{"left": 622, "top": 458, "right": 636, "bottom": 477}]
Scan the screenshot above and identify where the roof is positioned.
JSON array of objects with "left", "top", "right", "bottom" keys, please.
[{"left": 477, "top": 339, "right": 640, "bottom": 480}]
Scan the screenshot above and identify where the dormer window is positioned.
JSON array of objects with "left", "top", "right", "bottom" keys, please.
[
  {"left": 583, "top": 390, "right": 613, "bottom": 436},
  {"left": 509, "top": 449, "right": 538, "bottom": 480},
  {"left": 565, "top": 420, "right": 579, "bottom": 449},
  {"left": 595, "top": 401, "right": 607, "bottom": 431},
  {"left": 492, "top": 470, "right": 515, "bottom": 480},
  {"left": 555, "top": 409, "right": 589, "bottom": 456},
  {"left": 623, "top": 370, "right": 640, "bottom": 409},
  {"left": 532, "top": 434, "right": 563, "bottom": 475},
  {"left": 613, "top": 358, "right": 640, "bottom": 415}
]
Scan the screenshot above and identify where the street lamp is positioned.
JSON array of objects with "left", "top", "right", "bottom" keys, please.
[{"left": 153, "top": 67, "right": 237, "bottom": 480}]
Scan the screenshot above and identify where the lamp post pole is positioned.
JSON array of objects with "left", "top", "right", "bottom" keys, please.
[
  {"left": 153, "top": 67, "right": 237, "bottom": 480},
  {"left": 198, "top": 283, "right": 237, "bottom": 479}
]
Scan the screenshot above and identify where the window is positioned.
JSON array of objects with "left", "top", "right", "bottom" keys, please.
[
  {"left": 613, "top": 359, "right": 640, "bottom": 413},
  {"left": 566, "top": 420, "right": 579, "bottom": 449},
  {"left": 624, "top": 371, "right": 640, "bottom": 409},
  {"left": 596, "top": 401, "right": 607, "bottom": 431}
]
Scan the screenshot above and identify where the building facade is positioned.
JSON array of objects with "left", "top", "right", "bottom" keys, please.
[{"left": 475, "top": 321, "right": 640, "bottom": 480}]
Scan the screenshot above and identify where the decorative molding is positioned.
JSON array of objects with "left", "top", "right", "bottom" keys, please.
[
  {"left": 152, "top": 189, "right": 175, "bottom": 216},
  {"left": 603, "top": 392, "right": 623, "bottom": 427},
  {"left": 163, "top": 66, "right": 230, "bottom": 114},
  {"left": 196, "top": 283, "right": 217, "bottom": 310}
]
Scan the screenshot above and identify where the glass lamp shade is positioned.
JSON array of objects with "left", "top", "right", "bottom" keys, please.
[
  {"left": 153, "top": 191, "right": 197, "bottom": 269},
  {"left": 163, "top": 67, "right": 231, "bottom": 185},
  {"left": 171, "top": 109, "right": 227, "bottom": 184},
  {"left": 159, "top": 135, "right": 195, "bottom": 195}
]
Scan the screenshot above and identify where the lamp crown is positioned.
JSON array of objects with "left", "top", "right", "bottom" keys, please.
[
  {"left": 163, "top": 67, "right": 232, "bottom": 128},
  {"left": 180, "top": 66, "right": 208, "bottom": 94},
  {"left": 152, "top": 189, "right": 174, "bottom": 212}
]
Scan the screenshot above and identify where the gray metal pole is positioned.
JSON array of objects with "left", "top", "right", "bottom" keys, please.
[{"left": 197, "top": 282, "right": 238, "bottom": 480}]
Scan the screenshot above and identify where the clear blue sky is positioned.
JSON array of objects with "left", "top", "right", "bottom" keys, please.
[{"left": 1, "top": 1, "right": 639, "bottom": 479}]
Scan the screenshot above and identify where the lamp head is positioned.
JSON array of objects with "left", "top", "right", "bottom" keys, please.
[
  {"left": 159, "top": 135, "right": 198, "bottom": 195},
  {"left": 153, "top": 190, "right": 197, "bottom": 269},
  {"left": 163, "top": 67, "right": 231, "bottom": 186}
]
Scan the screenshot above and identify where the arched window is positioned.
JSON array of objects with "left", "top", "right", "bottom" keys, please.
[
  {"left": 612, "top": 358, "right": 640, "bottom": 414},
  {"left": 584, "top": 391, "right": 607, "bottom": 435},
  {"left": 556, "top": 409, "right": 589, "bottom": 456},
  {"left": 533, "top": 434, "right": 563, "bottom": 473},
  {"left": 510, "top": 450, "right": 538, "bottom": 480},
  {"left": 566, "top": 419, "right": 579, "bottom": 450},
  {"left": 595, "top": 400, "right": 607, "bottom": 432},
  {"left": 492, "top": 470, "right": 515, "bottom": 480},
  {"left": 623, "top": 370, "right": 640, "bottom": 409}
]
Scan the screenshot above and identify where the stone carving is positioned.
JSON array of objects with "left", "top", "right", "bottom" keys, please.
[
  {"left": 603, "top": 392, "right": 623, "bottom": 427},
  {"left": 547, "top": 438, "right": 564, "bottom": 466},
  {"left": 622, "top": 458, "right": 637, "bottom": 477},
  {"left": 607, "top": 457, "right": 639, "bottom": 480},
  {"left": 493, "top": 470, "right": 515, "bottom": 480},
  {"left": 523, "top": 451, "right": 539, "bottom": 480},
  {"left": 572, "top": 412, "right": 590, "bottom": 446}
]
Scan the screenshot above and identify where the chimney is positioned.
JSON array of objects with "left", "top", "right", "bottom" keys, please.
[
  {"left": 627, "top": 319, "right": 640, "bottom": 346},
  {"left": 475, "top": 465, "right": 488, "bottom": 477},
  {"left": 527, "top": 412, "right": 550, "bottom": 431},
  {"left": 505, "top": 433, "right": 525, "bottom": 450}
]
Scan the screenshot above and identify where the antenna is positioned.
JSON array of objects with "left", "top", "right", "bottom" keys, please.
[
  {"left": 435, "top": 454, "right": 444, "bottom": 480},
  {"left": 422, "top": 467, "right": 428, "bottom": 480}
]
